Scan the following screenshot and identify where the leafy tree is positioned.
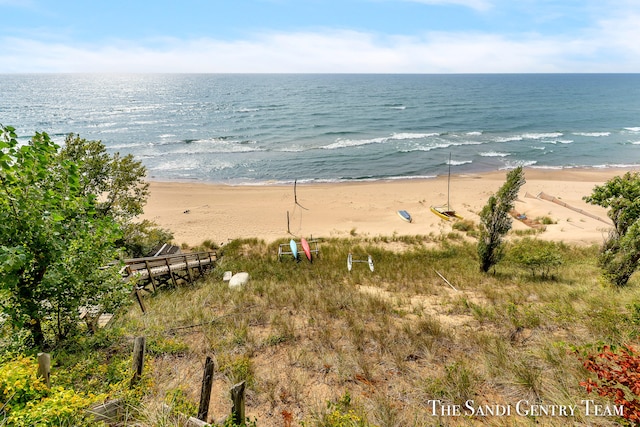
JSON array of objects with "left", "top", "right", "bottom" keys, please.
[
  {"left": 584, "top": 172, "right": 640, "bottom": 287},
  {"left": 59, "top": 133, "right": 172, "bottom": 257},
  {"left": 477, "top": 166, "right": 526, "bottom": 272},
  {"left": 0, "top": 126, "right": 128, "bottom": 348}
]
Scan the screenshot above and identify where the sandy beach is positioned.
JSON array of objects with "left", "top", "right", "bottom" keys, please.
[{"left": 141, "top": 168, "right": 635, "bottom": 248}]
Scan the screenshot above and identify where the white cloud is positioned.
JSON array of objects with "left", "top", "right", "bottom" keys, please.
[
  {"left": 400, "top": 0, "right": 492, "bottom": 12},
  {"left": 1, "top": 17, "right": 638, "bottom": 73}
]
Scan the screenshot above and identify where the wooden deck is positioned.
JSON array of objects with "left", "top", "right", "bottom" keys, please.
[{"left": 122, "top": 251, "right": 217, "bottom": 293}]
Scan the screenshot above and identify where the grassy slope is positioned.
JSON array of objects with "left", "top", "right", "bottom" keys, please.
[{"left": 112, "top": 234, "right": 640, "bottom": 426}]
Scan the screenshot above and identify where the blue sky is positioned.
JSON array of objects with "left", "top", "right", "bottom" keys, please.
[{"left": 1, "top": 0, "right": 638, "bottom": 73}]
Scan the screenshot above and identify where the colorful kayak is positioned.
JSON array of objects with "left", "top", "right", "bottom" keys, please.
[
  {"left": 289, "top": 239, "right": 298, "bottom": 260},
  {"left": 397, "top": 210, "right": 412, "bottom": 223},
  {"left": 301, "top": 238, "right": 312, "bottom": 262}
]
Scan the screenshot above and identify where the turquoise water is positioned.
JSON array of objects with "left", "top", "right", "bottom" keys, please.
[{"left": 1, "top": 74, "right": 639, "bottom": 183}]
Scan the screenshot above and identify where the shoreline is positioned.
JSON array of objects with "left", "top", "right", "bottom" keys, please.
[{"left": 140, "top": 167, "right": 635, "bottom": 248}]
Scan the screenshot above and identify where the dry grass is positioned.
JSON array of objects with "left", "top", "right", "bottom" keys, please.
[{"left": 111, "top": 235, "right": 640, "bottom": 426}]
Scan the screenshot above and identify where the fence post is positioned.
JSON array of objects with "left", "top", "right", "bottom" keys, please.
[
  {"left": 130, "top": 336, "right": 146, "bottom": 387},
  {"left": 230, "top": 381, "right": 246, "bottom": 425},
  {"left": 197, "top": 356, "right": 215, "bottom": 421},
  {"left": 37, "top": 352, "right": 51, "bottom": 388}
]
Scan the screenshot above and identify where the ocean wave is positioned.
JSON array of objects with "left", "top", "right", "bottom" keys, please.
[
  {"left": 522, "top": 132, "right": 564, "bottom": 139},
  {"left": 400, "top": 143, "right": 450, "bottom": 153},
  {"left": 541, "top": 139, "right": 574, "bottom": 145},
  {"left": 573, "top": 132, "right": 611, "bottom": 137},
  {"left": 495, "top": 136, "right": 523, "bottom": 143},
  {"left": 448, "top": 160, "right": 473, "bottom": 166},
  {"left": 466, "top": 131, "right": 483, "bottom": 136},
  {"left": 321, "top": 137, "right": 387, "bottom": 150},
  {"left": 389, "top": 106, "right": 406, "bottom": 110},
  {"left": 500, "top": 160, "right": 538, "bottom": 169},
  {"left": 624, "top": 127, "right": 640, "bottom": 132},
  {"left": 479, "top": 151, "right": 510, "bottom": 157},
  {"left": 390, "top": 132, "right": 440, "bottom": 140}
]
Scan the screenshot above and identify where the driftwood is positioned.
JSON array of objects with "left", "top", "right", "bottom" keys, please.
[{"left": 434, "top": 270, "right": 458, "bottom": 292}]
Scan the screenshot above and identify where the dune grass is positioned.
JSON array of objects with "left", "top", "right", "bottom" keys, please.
[{"left": 106, "top": 234, "right": 639, "bottom": 426}]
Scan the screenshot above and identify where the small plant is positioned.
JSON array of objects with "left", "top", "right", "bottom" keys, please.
[
  {"left": 579, "top": 344, "right": 640, "bottom": 424},
  {"left": 537, "top": 216, "right": 556, "bottom": 225},
  {"left": 452, "top": 219, "right": 475, "bottom": 233},
  {"left": 312, "top": 391, "right": 370, "bottom": 427}
]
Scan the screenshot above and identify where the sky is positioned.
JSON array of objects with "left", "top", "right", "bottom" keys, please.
[{"left": 1, "top": 0, "right": 639, "bottom": 73}]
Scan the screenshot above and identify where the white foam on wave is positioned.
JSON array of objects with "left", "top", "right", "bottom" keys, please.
[
  {"left": 631, "top": 141, "right": 640, "bottom": 145},
  {"left": 448, "top": 160, "right": 473, "bottom": 166},
  {"left": 480, "top": 151, "right": 510, "bottom": 157},
  {"left": 541, "top": 139, "right": 573, "bottom": 145},
  {"left": 500, "top": 160, "right": 538, "bottom": 169},
  {"left": 390, "top": 132, "right": 440, "bottom": 140},
  {"left": 573, "top": 132, "right": 611, "bottom": 137},
  {"left": 495, "top": 136, "right": 523, "bottom": 143},
  {"left": 401, "top": 143, "right": 451, "bottom": 152},
  {"left": 624, "top": 127, "right": 640, "bottom": 132},
  {"left": 322, "top": 137, "right": 387, "bottom": 150},
  {"left": 390, "top": 106, "right": 406, "bottom": 110},
  {"left": 522, "top": 132, "right": 564, "bottom": 139},
  {"left": 466, "top": 131, "right": 483, "bottom": 136}
]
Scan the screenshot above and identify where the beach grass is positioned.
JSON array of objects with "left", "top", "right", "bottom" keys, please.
[{"left": 109, "top": 235, "right": 639, "bottom": 426}]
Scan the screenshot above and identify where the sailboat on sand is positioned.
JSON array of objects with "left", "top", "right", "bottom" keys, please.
[{"left": 430, "top": 153, "right": 463, "bottom": 221}]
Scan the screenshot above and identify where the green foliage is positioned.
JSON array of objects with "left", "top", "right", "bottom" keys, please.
[
  {"left": 0, "top": 356, "right": 104, "bottom": 426},
  {"left": 584, "top": 172, "right": 640, "bottom": 236},
  {"left": 59, "top": 134, "right": 173, "bottom": 258},
  {"left": 164, "top": 388, "right": 197, "bottom": 418},
  {"left": 306, "top": 391, "right": 370, "bottom": 427},
  {"left": 218, "top": 355, "right": 255, "bottom": 388},
  {"left": 508, "top": 238, "right": 563, "bottom": 278},
  {"left": 0, "top": 125, "right": 128, "bottom": 347},
  {"left": 452, "top": 219, "right": 475, "bottom": 233},
  {"left": 477, "top": 166, "right": 526, "bottom": 272},
  {"left": 59, "top": 133, "right": 149, "bottom": 221},
  {"left": 585, "top": 172, "right": 640, "bottom": 287},
  {"left": 121, "top": 219, "right": 174, "bottom": 258}
]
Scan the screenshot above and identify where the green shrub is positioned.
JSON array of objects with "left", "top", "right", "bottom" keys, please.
[
  {"left": 452, "top": 219, "right": 475, "bottom": 233},
  {"left": 0, "top": 357, "right": 104, "bottom": 426},
  {"left": 508, "top": 238, "right": 563, "bottom": 278}
]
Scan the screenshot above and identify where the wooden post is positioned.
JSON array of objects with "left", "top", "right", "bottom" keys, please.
[
  {"left": 165, "top": 258, "right": 178, "bottom": 287},
  {"left": 37, "top": 352, "right": 51, "bottom": 388},
  {"left": 197, "top": 356, "right": 215, "bottom": 421},
  {"left": 184, "top": 255, "right": 194, "bottom": 283},
  {"left": 144, "top": 260, "right": 157, "bottom": 292},
  {"left": 230, "top": 381, "right": 246, "bottom": 425},
  {"left": 134, "top": 289, "right": 146, "bottom": 314},
  {"left": 130, "top": 336, "right": 146, "bottom": 387}
]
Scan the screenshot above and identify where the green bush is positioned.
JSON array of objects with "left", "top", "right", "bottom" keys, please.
[
  {"left": 0, "top": 356, "right": 104, "bottom": 426},
  {"left": 508, "top": 238, "right": 563, "bottom": 278}
]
